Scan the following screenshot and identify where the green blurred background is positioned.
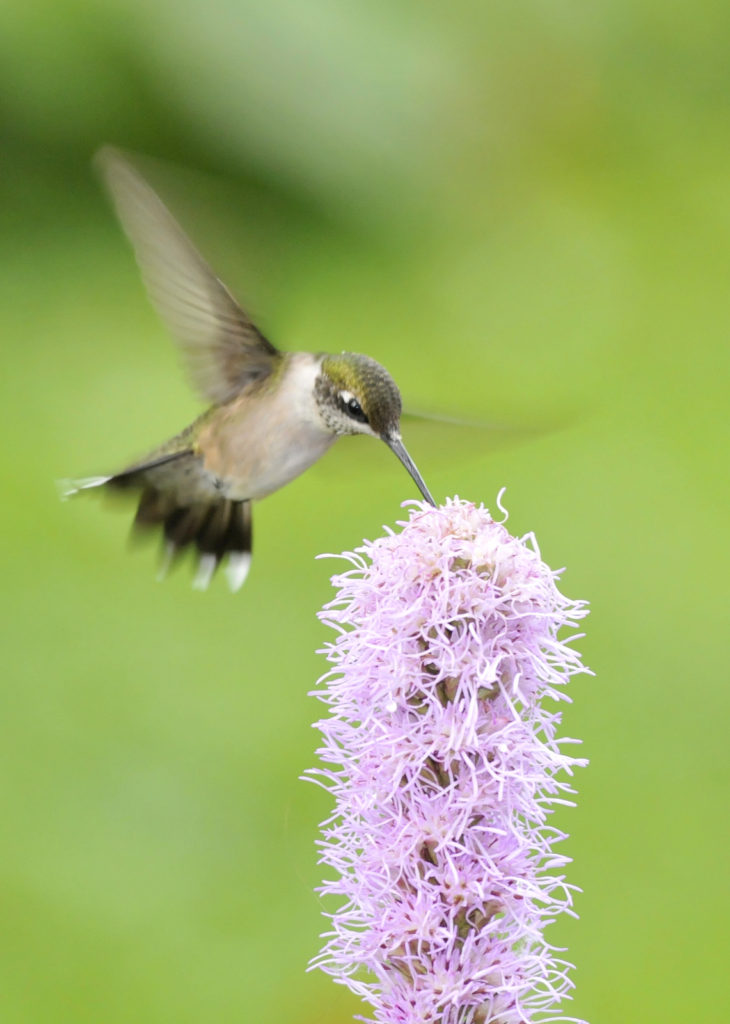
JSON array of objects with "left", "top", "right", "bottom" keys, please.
[{"left": 2, "top": 2, "right": 728, "bottom": 1021}]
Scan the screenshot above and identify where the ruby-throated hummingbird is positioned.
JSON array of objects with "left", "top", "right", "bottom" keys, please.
[{"left": 62, "top": 148, "right": 436, "bottom": 591}]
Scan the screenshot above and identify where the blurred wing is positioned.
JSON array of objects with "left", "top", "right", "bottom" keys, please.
[
  {"left": 96, "top": 147, "right": 281, "bottom": 404},
  {"left": 314, "top": 411, "right": 562, "bottom": 485},
  {"left": 401, "top": 409, "right": 564, "bottom": 453},
  {"left": 402, "top": 410, "right": 515, "bottom": 432}
]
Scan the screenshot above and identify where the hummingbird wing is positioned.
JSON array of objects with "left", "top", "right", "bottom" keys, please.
[{"left": 96, "top": 147, "right": 281, "bottom": 405}]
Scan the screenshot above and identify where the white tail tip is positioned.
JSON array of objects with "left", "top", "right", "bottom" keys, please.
[
  {"left": 192, "top": 553, "right": 217, "bottom": 591},
  {"left": 156, "top": 541, "right": 178, "bottom": 583},
  {"left": 57, "top": 475, "right": 112, "bottom": 501},
  {"left": 225, "top": 552, "right": 252, "bottom": 593}
]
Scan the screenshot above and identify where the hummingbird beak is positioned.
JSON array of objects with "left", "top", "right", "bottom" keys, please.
[{"left": 384, "top": 434, "right": 437, "bottom": 507}]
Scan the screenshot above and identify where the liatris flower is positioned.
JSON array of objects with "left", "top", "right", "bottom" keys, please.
[{"left": 307, "top": 497, "right": 589, "bottom": 1024}]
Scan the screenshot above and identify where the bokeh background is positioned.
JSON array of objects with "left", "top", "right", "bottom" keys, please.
[{"left": 2, "top": 2, "right": 728, "bottom": 1021}]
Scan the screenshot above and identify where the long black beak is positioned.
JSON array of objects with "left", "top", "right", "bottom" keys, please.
[{"left": 385, "top": 435, "right": 437, "bottom": 506}]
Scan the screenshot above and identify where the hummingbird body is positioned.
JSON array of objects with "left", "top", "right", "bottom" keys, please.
[
  {"left": 194, "top": 351, "right": 335, "bottom": 501},
  {"left": 63, "top": 149, "right": 435, "bottom": 590}
]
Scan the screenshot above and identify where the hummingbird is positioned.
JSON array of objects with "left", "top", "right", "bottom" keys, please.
[{"left": 62, "top": 148, "right": 436, "bottom": 591}]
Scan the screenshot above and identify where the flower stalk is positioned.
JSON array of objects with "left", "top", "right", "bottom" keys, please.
[{"left": 307, "top": 497, "right": 589, "bottom": 1024}]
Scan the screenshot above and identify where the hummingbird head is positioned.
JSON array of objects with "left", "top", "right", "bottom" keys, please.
[{"left": 316, "top": 352, "right": 436, "bottom": 505}]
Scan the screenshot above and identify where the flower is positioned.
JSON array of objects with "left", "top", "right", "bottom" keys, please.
[{"left": 306, "top": 497, "right": 589, "bottom": 1024}]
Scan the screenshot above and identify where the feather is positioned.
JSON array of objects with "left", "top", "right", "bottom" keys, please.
[{"left": 95, "top": 147, "right": 281, "bottom": 404}]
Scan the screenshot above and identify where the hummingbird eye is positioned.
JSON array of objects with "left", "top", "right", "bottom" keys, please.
[{"left": 339, "top": 390, "right": 368, "bottom": 424}]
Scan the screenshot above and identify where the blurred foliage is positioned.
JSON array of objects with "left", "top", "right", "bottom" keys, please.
[{"left": 1, "top": 1, "right": 728, "bottom": 1022}]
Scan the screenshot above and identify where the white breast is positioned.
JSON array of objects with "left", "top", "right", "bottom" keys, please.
[{"left": 211, "top": 352, "right": 337, "bottom": 501}]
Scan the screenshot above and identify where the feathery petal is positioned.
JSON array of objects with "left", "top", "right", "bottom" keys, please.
[{"left": 307, "top": 498, "right": 590, "bottom": 1024}]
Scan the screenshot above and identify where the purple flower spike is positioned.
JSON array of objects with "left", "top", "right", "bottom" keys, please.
[{"left": 307, "top": 497, "right": 590, "bottom": 1024}]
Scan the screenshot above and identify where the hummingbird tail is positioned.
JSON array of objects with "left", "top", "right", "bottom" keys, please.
[
  {"left": 60, "top": 451, "right": 253, "bottom": 591},
  {"left": 132, "top": 489, "right": 253, "bottom": 592}
]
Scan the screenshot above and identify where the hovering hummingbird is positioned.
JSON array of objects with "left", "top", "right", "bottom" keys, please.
[{"left": 62, "top": 148, "right": 436, "bottom": 591}]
